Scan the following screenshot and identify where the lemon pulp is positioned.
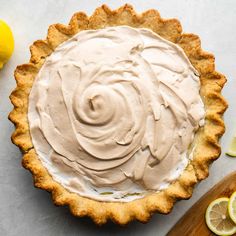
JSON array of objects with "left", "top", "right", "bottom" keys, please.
[
  {"left": 226, "top": 136, "right": 236, "bottom": 157},
  {"left": 205, "top": 197, "right": 236, "bottom": 235},
  {"left": 229, "top": 192, "right": 236, "bottom": 224}
]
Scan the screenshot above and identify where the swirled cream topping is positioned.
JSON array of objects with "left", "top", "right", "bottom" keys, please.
[{"left": 28, "top": 26, "right": 205, "bottom": 202}]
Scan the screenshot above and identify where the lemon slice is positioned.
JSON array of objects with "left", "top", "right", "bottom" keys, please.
[
  {"left": 226, "top": 136, "right": 236, "bottom": 157},
  {"left": 229, "top": 192, "right": 236, "bottom": 224},
  {"left": 0, "top": 20, "right": 14, "bottom": 69},
  {"left": 205, "top": 197, "right": 236, "bottom": 235}
]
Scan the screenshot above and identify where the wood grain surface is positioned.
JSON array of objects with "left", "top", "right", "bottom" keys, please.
[{"left": 167, "top": 172, "right": 236, "bottom": 236}]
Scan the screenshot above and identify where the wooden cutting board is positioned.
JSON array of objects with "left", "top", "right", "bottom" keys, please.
[{"left": 167, "top": 171, "right": 236, "bottom": 236}]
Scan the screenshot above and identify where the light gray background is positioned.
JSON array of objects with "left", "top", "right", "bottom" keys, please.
[{"left": 0, "top": 0, "right": 236, "bottom": 235}]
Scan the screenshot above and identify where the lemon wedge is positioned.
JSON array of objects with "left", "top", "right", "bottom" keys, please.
[
  {"left": 205, "top": 197, "right": 236, "bottom": 235},
  {"left": 226, "top": 135, "right": 236, "bottom": 157},
  {"left": 0, "top": 20, "right": 14, "bottom": 69},
  {"left": 229, "top": 192, "right": 236, "bottom": 224}
]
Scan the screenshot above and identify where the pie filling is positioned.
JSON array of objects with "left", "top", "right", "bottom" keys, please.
[{"left": 28, "top": 26, "right": 205, "bottom": 202}]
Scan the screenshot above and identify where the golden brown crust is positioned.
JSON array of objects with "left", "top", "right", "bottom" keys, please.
[{"left": 9, "top": 4, "right": 227, "bottom": 225}]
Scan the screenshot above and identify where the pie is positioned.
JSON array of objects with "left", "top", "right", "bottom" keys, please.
[{"left": 9, "top": 4, "right": 227, "bottom": 225}]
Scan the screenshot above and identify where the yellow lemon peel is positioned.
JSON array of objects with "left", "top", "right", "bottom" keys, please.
[{"left": 0, "top": 20, "right": 14, "bottom": 69}]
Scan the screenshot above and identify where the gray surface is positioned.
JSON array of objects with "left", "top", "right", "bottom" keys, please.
[{"left": 0, "top": 0, "right": 236, "bottom": 235}]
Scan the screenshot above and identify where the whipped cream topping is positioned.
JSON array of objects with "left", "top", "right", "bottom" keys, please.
[{"left": 28, "top": 26, "right": 205, "bottom": 202}]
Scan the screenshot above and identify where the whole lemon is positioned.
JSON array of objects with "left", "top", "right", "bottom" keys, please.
[{"left": 0, "top": 20, "right": 14, "bottom": 69}]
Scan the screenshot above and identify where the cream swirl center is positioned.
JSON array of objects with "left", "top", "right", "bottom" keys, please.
[{"left": 28, "top": 26, "right": 205, "bottom": 202}]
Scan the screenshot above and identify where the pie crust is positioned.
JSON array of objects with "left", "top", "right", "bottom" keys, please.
[{"left": 9, "top": 4, "right": 227, "bottom": 225}]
